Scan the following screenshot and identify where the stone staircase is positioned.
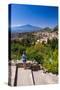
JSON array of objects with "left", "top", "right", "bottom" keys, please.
[{"left": 8, "top": 61, "right": 58, "bottom": 86}]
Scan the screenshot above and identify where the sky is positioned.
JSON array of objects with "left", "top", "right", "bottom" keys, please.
[{"left": 9, "top": 4, "right": 58, "bottom": 28}]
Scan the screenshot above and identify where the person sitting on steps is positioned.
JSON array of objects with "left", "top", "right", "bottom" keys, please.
[{"left": 21, "top": 51, "right": 27, "bottom": 69}]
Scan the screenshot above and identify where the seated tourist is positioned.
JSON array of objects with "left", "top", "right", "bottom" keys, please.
[{"left": 21, "top": 51, "right": 27, "bottom": 69}]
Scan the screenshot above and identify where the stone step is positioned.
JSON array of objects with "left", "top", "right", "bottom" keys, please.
[
  {"left": 11, "top": 65, "right": 16, "bottom": 86},
  {"left": 33, "top": 70, "right": 58, "bottom": 85},
  {"left": 17, "top": 68, "right": 33, "bottom": 86}
]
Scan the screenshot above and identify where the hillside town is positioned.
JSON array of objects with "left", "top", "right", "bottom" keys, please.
[
  {"left": 34, "top": 31, "right": 58, "bottom": 44},
  {"left": 11, "top": 29, "right": 58, "bottom": 45}
]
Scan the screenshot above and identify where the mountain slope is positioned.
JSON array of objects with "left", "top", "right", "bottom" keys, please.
[{"left": 11, "top": 24, "right": 41, "bottom": 33}]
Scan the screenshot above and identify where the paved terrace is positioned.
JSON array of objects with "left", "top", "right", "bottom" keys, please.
[{"left": 8, "top": 60, "right": 58, "bottom": 86}]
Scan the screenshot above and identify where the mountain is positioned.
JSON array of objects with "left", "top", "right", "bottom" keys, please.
[
  {"left": 42, "top": 27, "right": 52, "bottom": 32},
  {"left": 11, "top": 24, "right": 41, "bottom": 33}
]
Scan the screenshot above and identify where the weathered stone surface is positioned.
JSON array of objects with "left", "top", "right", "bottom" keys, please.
[
  {"left": 11, "top": 65, "right": 16, "bottom": 86},
  {"left": 17, "top": 68, "right": 33, "bottom": 86},
  {"left": 33, "top": 70, "right": 58, "bottom": 85},
  {"left": 8, "top": 62, "right": 58, "bottom": 86}
]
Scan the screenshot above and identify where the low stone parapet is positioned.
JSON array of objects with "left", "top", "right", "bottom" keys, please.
[{"left": 8, "top": 60, "right": 41, "bottom": 70}]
